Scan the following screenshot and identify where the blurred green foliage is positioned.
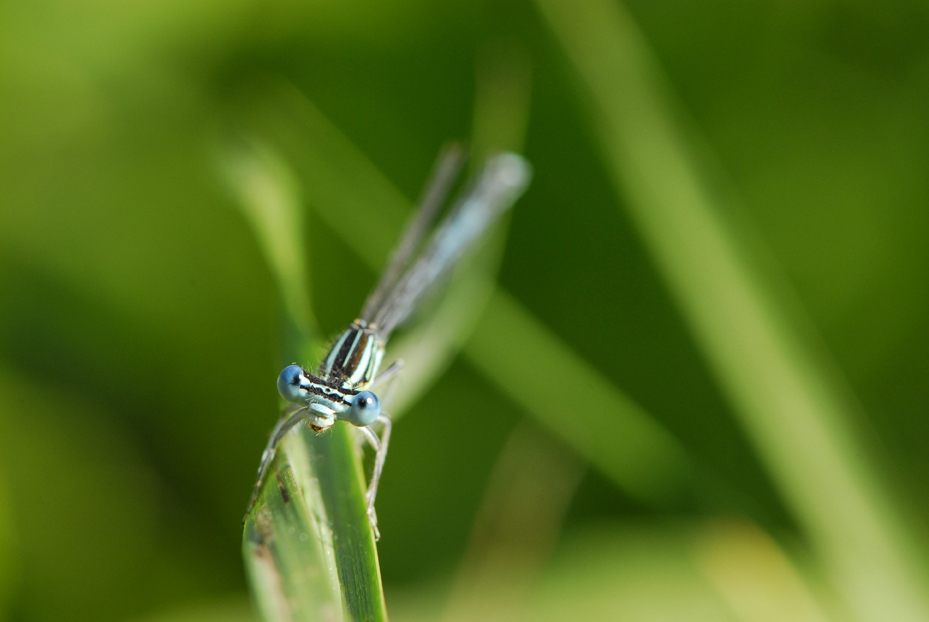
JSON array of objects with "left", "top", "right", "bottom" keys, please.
[{"left": 2, "top": 0, "right": 929, "bottom": 620}]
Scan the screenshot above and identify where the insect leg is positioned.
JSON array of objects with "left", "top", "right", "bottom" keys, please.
[
  {"left": 359, "top": 413, "right": 392, "bottom": 541},
  {"left": 243, "top": 405, "right": 307, "bottom": 523},
  {"left": 370, "top": 359, "right": 405, "bottom": 391}
]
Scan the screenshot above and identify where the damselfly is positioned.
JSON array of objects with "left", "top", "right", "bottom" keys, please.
[{"left": 245, "top": 146, "right": 531, "bottom": 539}]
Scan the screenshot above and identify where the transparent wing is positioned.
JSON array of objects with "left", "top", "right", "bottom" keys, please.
[
  {"left": 370, "top": 152, "right": 532, "bottom": 338},
  {"left": 360, "top": 144, "right": 466, "bottom": 324}
]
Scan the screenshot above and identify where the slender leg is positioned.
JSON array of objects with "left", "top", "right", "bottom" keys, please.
[
  {"left": 242, "top": 405, "right": 307, "bottom": 523},
  {"left": 359, "top": 413, "right": 392, "bottom": 540},
  {"left": 352, "top": 362, "right": 401, "bottom": 538},
  {"left": 370, "top": 359, "right": 404, "bottom": 391}
]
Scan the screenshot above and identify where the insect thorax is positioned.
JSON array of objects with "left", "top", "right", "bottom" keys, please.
[{"left": 318, "top": 321, "right": 385, "bottom": 389}]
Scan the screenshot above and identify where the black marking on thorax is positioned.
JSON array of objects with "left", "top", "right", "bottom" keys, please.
[
  {"left": 304, "top": 374, "right": 357, "bottom": 401},
  {"left": 320, "top": 321, "right": 383, "bottom": 387}
]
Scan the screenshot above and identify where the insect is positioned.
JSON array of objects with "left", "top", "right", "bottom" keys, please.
[{"left": 245, "top": 146, "right": 531, "bottom": 539}]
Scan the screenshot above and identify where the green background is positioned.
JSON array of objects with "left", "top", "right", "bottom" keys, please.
[{"left": 1, "top": 0, "right": 928, "bottom": 620}]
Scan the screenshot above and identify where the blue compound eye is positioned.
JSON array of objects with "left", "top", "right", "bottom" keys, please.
[
  {"left": 277, "top": 365, "right": 308, "bottom": 403},
  {"left": 347, "top": 391, "right": 380, "bottom": 426}
]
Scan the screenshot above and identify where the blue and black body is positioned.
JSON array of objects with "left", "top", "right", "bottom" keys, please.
[{"left": 245, "top": 146, "right": 532, "bottom": 538}]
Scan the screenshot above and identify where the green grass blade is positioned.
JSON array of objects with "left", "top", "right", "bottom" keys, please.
[
  {"left": 466, "top": 288, "right": 691, "bottom": 504},
  {"left": 532, "top": 0, "right": 929, "bottom": 618},
  {"left": 221, "top": 138, "right": 386, "bottom": 622},
  {"left": 242, "top": 410, "right": 385, "bottom": 622},
  {"left": 300, "top": 425, "right": 385, "bottom": 617},
  {"left": 243, "top": 432, "right": 344, "bottom": 622},
  {"left": 219, "top": 136, "right": 316, "bottom": 341}
]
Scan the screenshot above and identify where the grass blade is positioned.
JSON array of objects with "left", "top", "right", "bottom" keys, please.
[
  {"left": 219, "top": 136, "right": 315, "bottom": 341},
  {"left": 466, "top": 288, "right": 691, "bottom": 504},
  {"left": 243, "top": 431, "right": 344, "bottom": 622}
]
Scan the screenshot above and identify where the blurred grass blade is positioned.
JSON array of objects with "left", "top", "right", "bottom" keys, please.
[
  {"left": 219, "top": 136, "right": 316, "bottom": 340},
  {"left": 241, "top": 83, "right": 693, "bottom": 505},
  {"left": 467, "top": 289, "right": 691, "bottom": 504},
  {"left": 132, "top": 597, "right": 256, "bottom": 622},
  {"left": 441, "top": 421, "right": 585, "bottom": 622},
  {"left": 0, "top": 430, "right": 15, "bottom": 614},
  {"left": 241, "top": 83, "right": 410, "bottom": 269},
  {"left": 695, "top": 520, "right": 832, "bottom": 622},
  {"left": 221, "top": 139, "right": 387, "bottom": 622},
  {"left": 533, "top": 0, "right": 929, "bottom": 618}
]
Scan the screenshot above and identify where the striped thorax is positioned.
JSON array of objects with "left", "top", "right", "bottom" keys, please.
[{"left": 319, "top": 320, "right": 385, "bottom": 389}]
